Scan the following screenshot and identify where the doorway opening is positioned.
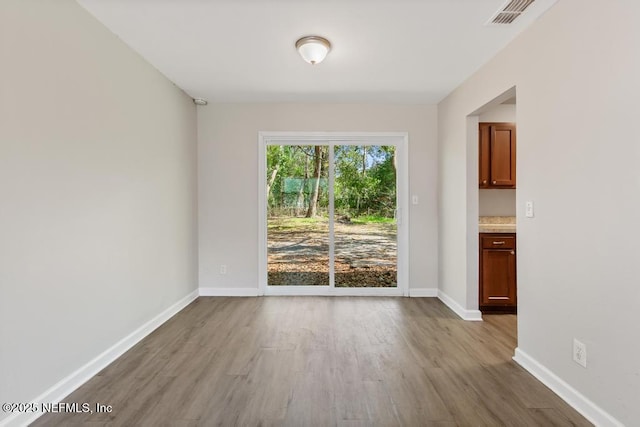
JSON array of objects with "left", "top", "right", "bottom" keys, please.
[
  {"left": 467, "top": 87, "right": 518, "bottom": 347},
  {"left": 258, "top": 133, "right": 409, "bottom": 296}
]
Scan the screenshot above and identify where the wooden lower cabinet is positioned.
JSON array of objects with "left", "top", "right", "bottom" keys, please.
[{"left": 480, "top": 233, "right": 517, "bottom": 313}]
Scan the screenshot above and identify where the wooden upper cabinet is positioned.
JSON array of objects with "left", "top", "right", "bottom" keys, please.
[
  {"left": 479, "top": 123, "right": 516, "bottom": 188},
  {"left": 479, "top": 124, "right": 491, "bottom": 188}
]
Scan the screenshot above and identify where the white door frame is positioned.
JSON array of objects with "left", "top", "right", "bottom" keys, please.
[{"left": 258, "top": 131, "right": 409, "bottom": 296}]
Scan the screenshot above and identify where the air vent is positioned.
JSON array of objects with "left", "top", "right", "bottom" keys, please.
[{"left": 487, "top": 0, "right": 536, "bottom": 25}]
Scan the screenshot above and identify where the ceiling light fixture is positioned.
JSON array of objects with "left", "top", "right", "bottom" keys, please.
[
  {"left": 193, "top": 98, "right": 208, "bottom": 106},
  {"left": 295, "top": 36, "right": 331, "bottom": 65}
]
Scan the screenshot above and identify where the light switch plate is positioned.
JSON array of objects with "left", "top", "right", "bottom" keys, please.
[
  {"left": 412, "top": 195, "right": 419, "bottom": 205},
  {"left": 525, "top": 201, "right": 534, "bottom": 218}
]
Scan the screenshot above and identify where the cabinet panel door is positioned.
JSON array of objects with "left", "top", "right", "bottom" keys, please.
[
  {"left": 481, "top": 249, "right": 516, "bottom": 305},
  {"left": 490, "top": 125, "right": 516, "bottom": 187},
  {"left": 479, "top": 123, "right": 491, "bottom": 188}
]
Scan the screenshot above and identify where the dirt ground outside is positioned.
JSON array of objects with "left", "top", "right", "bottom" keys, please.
[{"left": 267, "top": 217, "right": 397, "bottom": 287}]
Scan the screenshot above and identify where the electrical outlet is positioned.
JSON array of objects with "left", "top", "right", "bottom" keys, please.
[
  {"left": 573, "top": 338, "right": 587, "bottom": 368},
  {"left": 220, "top": 264, "right": 227, "bottom": 275}
]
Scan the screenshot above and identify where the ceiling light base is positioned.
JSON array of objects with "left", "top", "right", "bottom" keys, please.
[{"left": 295, "top": 36, "right": 331, "bottom": 65}]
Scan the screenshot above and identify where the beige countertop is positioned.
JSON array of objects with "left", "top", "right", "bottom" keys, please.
[{"left": 479, "top": 216, "right": 516, "bottom": 233}]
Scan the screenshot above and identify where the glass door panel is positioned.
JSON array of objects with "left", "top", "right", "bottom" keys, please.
[
  {"left": 333, "top": 145, "right": 397, "bottom": 287},
  {"left": 267, "top": 145, "right": 329, "bottom": 286}
]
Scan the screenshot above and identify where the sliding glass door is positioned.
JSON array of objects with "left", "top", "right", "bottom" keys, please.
[
  {"left": 264, "top": 141, "right": 401, "bottom": 293},
  {"left": 333, "top": 145, "right": 397, "bottom": 288},
  {"left": 260, "top": 133, "right": 407, "bottom": 295},
  {"left": 266, "top": 145, "right": 330, "bottom": 286}
]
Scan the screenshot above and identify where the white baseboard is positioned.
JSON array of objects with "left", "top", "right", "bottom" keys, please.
[
  {"left": 408, "top": 288, "right": 438, "bottom": 297},
  {"left": 437, "top": 290, "right": 483, "bottom": 321},
  {"left": 513, "top": 348, "right": 623, "bottom": 427},
  {"left": 0, "top": 290, "right": 199, "bottom": 427},
  {"left": 199, "top": 287, "right": 259, "bottom": 297},
  {"left": 200, "top": 287, "right": 429, "bottom": 297},
  {"left": 264, "top": 286, "right": 403, "bottom": 296}
]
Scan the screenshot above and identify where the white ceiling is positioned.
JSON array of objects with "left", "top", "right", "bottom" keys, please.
[{"left": 76, "top": 0, "right": 558, "bottom": 104}]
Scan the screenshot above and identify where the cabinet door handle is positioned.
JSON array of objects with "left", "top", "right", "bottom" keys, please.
[
  {"left": 511, "top": 251, "right": 515, "bottom": 255},
  {"left": 482, "top": 180, "right": 487, "bottom": 184},
  {"left": 492, "top": 241, "right": 505, "bottom": 245},
  {"left": 492, "top": 180, "right": 497, "bottom": 184},
  {"left": 488, "top": 297, "right": 509, "bottom": 300}
]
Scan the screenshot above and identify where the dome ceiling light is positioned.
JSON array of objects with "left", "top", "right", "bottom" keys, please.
[{"left": 295, "top": 36, "right": 331, "bottom": 65}]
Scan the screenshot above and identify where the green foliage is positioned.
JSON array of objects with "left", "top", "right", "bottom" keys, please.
[
  {"left": 334, "top": 145, "right": 396, "bottom": 218},
  {"left": 267, "top": 145, "right": 329, "bottom": 216},
  {"left": 350, "top": 215, "right": 396, "bottom": 224},
  {"left": 267, "top": 217, "right": 328, "bottom": 235},
  {"left": 267, "top": 144, "right": 396, "bottom": 218}
]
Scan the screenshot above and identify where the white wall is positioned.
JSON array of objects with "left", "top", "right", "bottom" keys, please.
[
  {"left": 479, "top": 104, "right": 517, "bottom": 217},
  {"left": 0, "top": 1, "right": 198, "bottom": 421},
  {"left": 198, "top": 104, "right": 437, "bottom": 293},
  {"left": 479, "top": 189, "right": 516, "bottom": 216},
  {"left": 478, "top": 104, "right": 516, "bottom": 123},
  {"left": 438, "top": 0, "right": 640, "bottom": 424}
]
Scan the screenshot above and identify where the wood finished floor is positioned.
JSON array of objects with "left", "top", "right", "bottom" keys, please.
[{"left": 33, "top": 297, "right": 591, "bottom": 426}]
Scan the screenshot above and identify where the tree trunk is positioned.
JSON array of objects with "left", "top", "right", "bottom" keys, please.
[
  {"left": 297, "top": 155, "right": 309, "bottom": 216},
  {"left": 362, "top": 146, "right": 367, "bottom": 175},
  {"left": 266, "top": 166, "right": 279, "bottom": 200},
  {"left": 306, "top": 145, "right": 322, "bottom": 218}
]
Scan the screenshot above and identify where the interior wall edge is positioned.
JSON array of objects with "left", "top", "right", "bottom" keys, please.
[{"left": 437, "top": 290, "right": 483, "bottom": 321}]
